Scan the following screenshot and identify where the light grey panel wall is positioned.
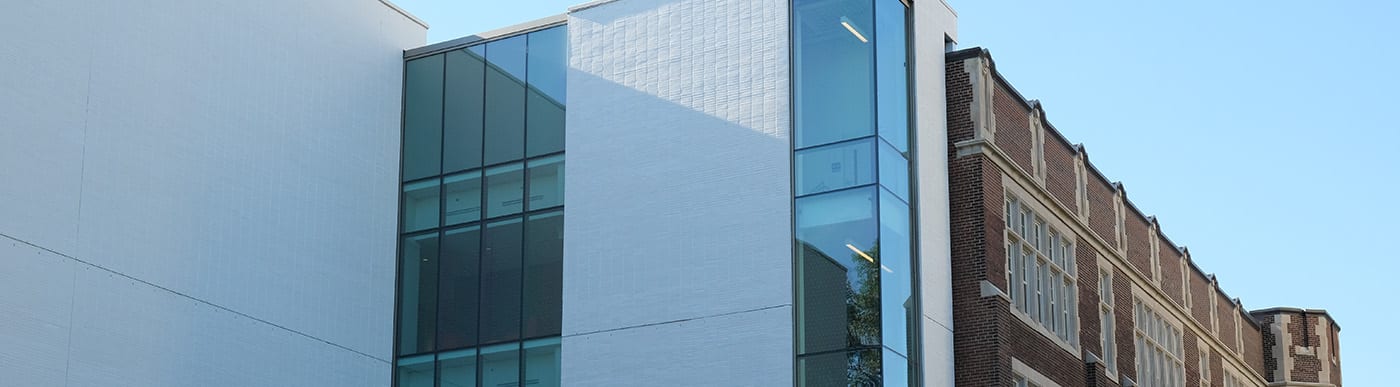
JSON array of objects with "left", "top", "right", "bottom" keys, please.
[
  {"left": 563, "top": 0, "right": 792, "bottom": 383},
  {"left": 0, "top": 1, "right": 91, "bottom": 256},
  {"left": 0, "top": 0, "right": 425, "bottom": 385},
  {"left": 562, "top": 306, "right": 791, "bottom": 386},
  {"left": 913, "top": 1, "right": 958, "bottom": 385},
  {"left": 64, "top": 264, "right": 388, "bottom": 386},
  {"left": 0, "top": 239, "right": 77, "bottom": 387}
]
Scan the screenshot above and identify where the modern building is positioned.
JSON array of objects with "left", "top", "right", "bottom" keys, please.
[
  {"left": 1, "top": 0, "right": 427, "bottom": 385},
  {"left": 0, "top": 1, "right": 1342, "bottom": 387}
]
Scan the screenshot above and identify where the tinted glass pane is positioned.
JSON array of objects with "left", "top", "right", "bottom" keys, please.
[
  {"left": 396, "top": 355, "right": 435, "bottom": 387},
  {"left": 797, "top": 349, "right": 881, "bottom": 387},
  {"left": 444, "top": 49, "right": 486, "bottom": 173},
  {"left": 796, "top": 186, "right": 879, "bottom": 354},
  {"left": 523, "top": 211, "right": 564, "bottom": 338},
  {"left": 793, "top": 0, "right": 874, "bottom": 148},
  {"left": 883, "top": 349, "right": 911, "bottom": 387},
  {"left": 527, "top": 155, "right": 564, "bottom": 211},
  {"left": 481, "top": 218, "right": 523, "bottom": 344},
  {"left": 485, "top": 163, "right": 525, "bottom": 218},
  {"left": 444, "top": 171, "right": 483, "bottom": 226},
  {"left": 878, "top": 139, "right": 909, "bottom": 203},
  {"left": 437, "top": 226, "right": 480, "bottom": 350},
  {"left": 526, "top": 89, "right": 565, "bottom": 158},
  {"left": 875, "top": 0, "right": 909, "bottom": 152},
  {"left": 795, "top": 138, "right": 875, "bottom": 197},
  {"left": 480, "top": 344, "right": 520, "bottom": 387},
  {"left": 438, "top": 350, "right": 477, "bottom": 387},
  {"left": 523, "top": 338, "right": 562, "bottom": 387},
  {"left": 526, "top": 27, "right": 567, "bottom": 157},
  {"left": 485, "top": 37, "right": 527, "bottom": 165},
  {"left": 527, "top": 27, "right": 566, "bottom": 103},
  {"left": 402, "top": 179, "right": 441, "bottom": 233},
  {"left": 403, "top": 55, "right": 444, "bottom": 181},
  {"left": 879, "top": 188, "right": 912, "bottom": 357},
  {"left": 399, "top": 233, "right": 439, "bottom": 355}
]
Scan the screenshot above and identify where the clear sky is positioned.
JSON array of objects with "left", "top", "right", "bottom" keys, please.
[{"left": 392, "top": 0, "right": 1394, "bottom": 384}]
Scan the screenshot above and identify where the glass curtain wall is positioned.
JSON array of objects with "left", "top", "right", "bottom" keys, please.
[
  {"left": 793, "top": 0, "right": 915, "bottom": 386},
  {"left": 396, "top": 25, "right": 566, "bottom": 387}
]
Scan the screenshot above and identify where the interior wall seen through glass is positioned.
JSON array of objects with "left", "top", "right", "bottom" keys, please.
[
  {"left": 480, "top": 218, "right": 524, "bottom": 344},
  {"left": 399, "top": 233, "right": 439, "bottom": 356},
  {"left": 794, "top": 0, "right": 874, "bottom": 149},
  {"left": 437, "top": 226, "right": 481, "bottom": 350}
]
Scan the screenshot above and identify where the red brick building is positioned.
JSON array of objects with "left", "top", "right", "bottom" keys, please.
[{"left": 945, "top": 47, "right": 1343, "bottom": 387}]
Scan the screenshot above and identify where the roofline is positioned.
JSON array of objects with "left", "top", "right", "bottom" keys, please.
[
  {"left": 378, "top": 0, "right": 429, "bottom": 30},
  {"left": 404, "top": 14, "right": 567, "bottom": 60},
  {"left": 1250, "top": 307, "right": 1341, "bottom": 330}
]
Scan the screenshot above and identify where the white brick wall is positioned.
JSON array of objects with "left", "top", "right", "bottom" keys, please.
[
  {"left": 563, "top": 0, "right": 793, "bottom": 384},
  {"left": 0, "top": 1, "right": 424, "bottom": 385}
]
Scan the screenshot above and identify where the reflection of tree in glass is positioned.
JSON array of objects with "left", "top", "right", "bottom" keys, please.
[{"left": 847, "top": 242, "right": 881, "bottom": 386}]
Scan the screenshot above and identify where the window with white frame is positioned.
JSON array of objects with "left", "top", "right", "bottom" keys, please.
[
  {"left": 1223, "top": 371, "right": 1247, "bottom": 387},
  {"left": 1006, "top": 196, "right": 1079, "bottom": 345},
  {"left": 1135, "top": 299, "right": 1185, "bottom": 387},
  {"left": 1011, "top": 373, "right": 1042, "bottom": 387},
  {"left": 1098, "top": 269, "right": 1117, "bottom": 374},
  {"left": 1199, "top": 350, "right": 1211, "bottom": 387}
]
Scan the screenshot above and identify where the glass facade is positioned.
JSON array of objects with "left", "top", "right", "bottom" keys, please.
[
  {"left": 793, "top": 0, "right": 916, "bottom": 385},
  {"left": 396, "top": 25, "right": 566, "bottom": 387}
]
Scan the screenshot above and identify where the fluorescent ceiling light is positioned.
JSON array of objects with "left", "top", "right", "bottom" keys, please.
[
  {"left": 840, "top": 16, "right": 869, "bottom": 43},
  {"left": 846, "top": 244, "right": 894, "bottom": 273}
]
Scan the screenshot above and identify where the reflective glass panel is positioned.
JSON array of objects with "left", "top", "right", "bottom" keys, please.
[
  {"left": 523, "top": 211, "right": 564, "bottom": 338},
  {"left": 444, "top": 171, "right": 483, "bottom": 226},
  {"left": 879, "top": 188, "right": 912, "bottom": 357},
  {"left": 875, "top": 0, "right": 909, "bottom": 152},
  {"left": 878, "top": 139, "right": 909, "bottom": 202},
  {"left": 444, "top": 49, "right": 486, "bottom": 173},
  {"left": 399, "top": 233, "right": 439, "bottom": 355},
  {"left": 527, "top": 155, "right": 564, "bottom": 210},
  {"left": 396, "top": 355, "right": 435, "bottom": 387},
  {"left": 402, "top": 179, "right": 440, "bottom": 233},
  {"left": 403, "top": 55, "right": 444, "bottom": 181},
  {"left": 480, "top": 344, "right": 520, "bottom": 387},
  {"left": 883, "top": 348, "right": 911, "bottom": 387},
  {"left": 481, "top": 218, "right": 523, "bottom": 344},
  {"left": 484, "top": 163, "right": 525, "bottom": 218},
  {"left": 795, "top": 138, "right": 875, "bottom": 197},
  {"left": 484, "top": 36, "right": 527, "bottom": 165},
  {"left": 797, "top": 349, "right": 882, "bottom": 387},
  {"left": 793, "top": 0, "right": 874, "bottom": 148},
  {"left": 437, "top": 226, "right": 480, "bottom": 350},
  {"left": 523, "top": 338, "right": 562, "bottom": 387},
  {"left": 526, "top": 27, "right": 567, "bottom": 157},
  {"left": 796, "top": 186, "right": 880, "bottom": 354},
  {"left": 526, "top": 26, "right": 566, "bottom": 103},
  {"left": 438, "top": 349, "right": 477, "bottom": 387}
]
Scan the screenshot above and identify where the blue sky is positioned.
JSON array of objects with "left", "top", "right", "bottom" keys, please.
[{"left": 393, "top": 0, "right": 1394, "bottom": 384}]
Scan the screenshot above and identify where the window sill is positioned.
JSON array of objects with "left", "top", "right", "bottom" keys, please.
[{"left": 1009, "top": 306, "right": 1080, "bottom": 358}]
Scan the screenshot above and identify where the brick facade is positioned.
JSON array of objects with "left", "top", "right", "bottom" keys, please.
[{"left": 944, "top": 48, "right": 1341, "bottom": 387}]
